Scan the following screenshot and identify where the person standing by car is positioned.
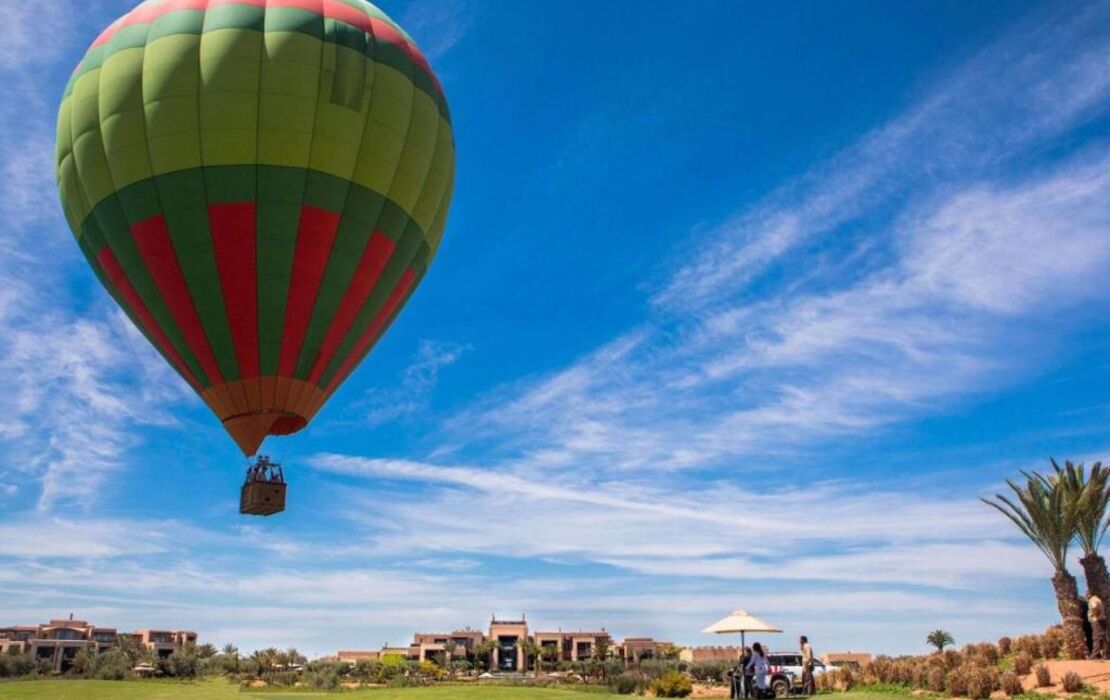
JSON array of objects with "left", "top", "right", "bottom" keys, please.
[
  {"left": 741, "top": 646, "right": 755, "bottom": 698},
  {"left": 729, "top": 648, "right": 744, "bottom": 698},
  {"left": 800, "top": 635, "right": 816, "bottom": 695},
  {"left": 748, "top": 643, "right": 770, "bottom": 697},
  {"left": 1089, "top": 591, "right": 1106, "bottom": 659}
]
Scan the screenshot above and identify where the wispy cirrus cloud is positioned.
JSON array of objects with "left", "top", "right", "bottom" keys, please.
[
  {"left": 0, "top": 0, "right": 194, "bottom": 508},
  {"left": 308, "top": 453, "right": 1047, "bottom": 590},
  {"left": 296, "top": 2, "right": 1110, "bottom": 653},
  {"left": 655, "top": 1, "right": 1110, "bottom": 311},
  {"left": 358, "top": 340, "right": 468, "bottom": 426},
  {"left": 400, "top": 0, "right": 473, "bottom": 62},
  {"left": 426, "top": 1, "right": 1110, "bottom": 475}
]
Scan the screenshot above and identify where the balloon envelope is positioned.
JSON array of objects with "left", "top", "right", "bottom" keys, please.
[{"left": 56, "top": 0, "right": 455, "bottom": 455}]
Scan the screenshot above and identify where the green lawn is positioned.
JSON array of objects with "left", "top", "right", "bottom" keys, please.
[{"left": 0, "top": 679, "right": 617, "bottom": 700}]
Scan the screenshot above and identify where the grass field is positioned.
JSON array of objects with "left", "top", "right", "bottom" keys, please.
[{"left": 0, "top": 679, "right": 622, "bottom": 700}]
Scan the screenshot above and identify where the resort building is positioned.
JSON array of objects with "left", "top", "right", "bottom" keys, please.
[
  {"left": 411, "top": 628, "right": 486, "bottom": 665},
  {"left": 341, "top": 615, "right": 668, "bottom": 672},
  {"left": 0, "top": 618, "right": 197, "bottom": 673}
]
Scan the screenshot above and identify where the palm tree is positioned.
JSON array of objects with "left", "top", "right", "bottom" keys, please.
[
  {"left": 251, "top": 647, "right": 279, "bottom": 674},
  {"left": 443, "top": 641, "right": 458, "bottom": 678},
  {"left": 926, "top": 629, "right": 954, "bottom": 652},
  {"left": 1053, "top": 459, "right": 1110, "bottom": 601},
  {"left": 983, "top": 470, "right": 1088, "bottom": 659},
  {"left": 475, "top": 639, "right": 498, "bottom": 672},
  {"left": 222, "top": 643, "right": 240, "bottom": 673},
  {"left": 516, "top": 637, "right": 540, "bottom": 676},
  {"left": 539, "top": 645, "right": 559, "bottom": 674}
]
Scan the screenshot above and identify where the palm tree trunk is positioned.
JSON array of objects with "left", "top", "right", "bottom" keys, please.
[
  {"left": 1079, "top": 553, "right": 1110, "bottom": 602},
  {"left": 1053, "top": 569, "right": 1090, "bottom": 659}
]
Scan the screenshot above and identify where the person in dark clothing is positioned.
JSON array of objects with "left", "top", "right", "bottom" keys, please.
[
  {"left": 740, "top": 646, "right": 754, "bottom": 698},
  {"left": 729, "top": 649, "right": 744, "bottom": 699}
]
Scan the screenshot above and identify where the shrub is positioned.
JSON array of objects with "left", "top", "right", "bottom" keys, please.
[
  {"left": 827, "top": 667, "right": 857, "bottom": 691},
  {"left": 1013, "top": 651, "right": 1033, "bottom": 675},
  {"left": 260, "top": 670, "right": 298, "bottom": 686},
  {"left": 639, "top": 659, "right": 681, "bottom": 679},
  {"left": 926, "top": 666, "right": 947, "bottom": 693},
  {"left": 946, "top": 666, "right": 970, "bottom": 697},
  {"left": 0, "top": 654, "right": 32, "bottom": 679},
  {"left": 942, "top": 649, "right": 962, "bottom": 669},
  {"left": 687, "top": 660, "right": 730, "bottom": 683},
  {"left": 1013, "top": 635, "right": 1042, "bottom": 658},
  {"left": 1001, "top": 670, "right": 1023, "bottom": 696},
  {"left": 1062, "top": 671, "right": 1083, "bottom": 693},
  {"left": 960, "top": 642, "right": 999, "bottom": 667},
  {"left": 304, "top": 668, "right": 340, "bottom": 691},
  {"left": 1043, "top": 627, "right": 1064, "bottom": 659},
  {"left": 603, "top": 658, "right": 628, "bottom": 681},
  {"left": 815, "top": 672, "right": 831, "bottom": 692},
  {"left": 650, "top": 670, "right": 693, "bottom": 698},
  {"left": 966, "top": 666, "right": 999, "bottom": 700},
  {"left": 91, "top": 650, "right": 133, "bottom": 681},
  {"left": 609, "top": 672, "right": 642, "bottom": 695},
  {"left": 911, "top": 661, "right": 930, "bottom": 689},
  {"left": 891, "top": 659, "right": 915, "bottom": 684},
  {"left": 1035, "top": 664, "right": 1051, "bottom": 687},
  {"left": 999, "top": 637, "right": 1012, "bottom": 655},
  {"left": 864, "top": 657, "right": 893, "bottom": 685},
  {"left": 417, "top": 660, "right": 445, "bottom": 680}
]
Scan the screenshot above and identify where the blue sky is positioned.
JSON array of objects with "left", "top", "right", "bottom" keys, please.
[{"left": 1, "top": 0, "right": 1109, "bottom": 658}]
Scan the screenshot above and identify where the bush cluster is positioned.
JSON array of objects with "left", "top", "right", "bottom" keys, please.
[
  {"left": 0, "top": 654, "right": 39, "bottom": 678},
  {"left": 650, "top": 670, "right": 693, "bottom": 697},
  {"left": 686, "top": 660, "right": 731, "bottom": 683},
  {"left": 1035, "top": 663, "right": 1052, "bottom": 687},
  {"left": 608, "top": 671, "right": 643, "bottom": 695},
  {"left": 815, "top": 626, "right": 1080, "bottom": 699},
  {"left": 1013, "top": 651, "right": 1033, "bottom": 675},
  {"left": 1062, "top": 670, "right": 1084, "bottom": 693}
]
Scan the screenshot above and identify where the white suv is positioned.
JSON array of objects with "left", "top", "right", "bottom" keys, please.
[{"left": 765, "top": 652, "right": 833, "bottom": 697}]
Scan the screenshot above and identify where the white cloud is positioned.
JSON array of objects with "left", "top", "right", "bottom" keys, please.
[
  {"left": 400, "top": 0, "right": 473, "bottom": 62},
  {"left": 0, "top": 0, "right": 1104, "bottom": 661},
  {"left": 308, "top": 454, "right": 1052, "bottom": 591},
  {"left": 0, "top": 302, "right": 192, "bottom": 508},
  {"left": 359, "top": 340, "right": 468, "bottom": 426},
  {"left": 0, "top": 0, "right": 195, "bottom": 508},
  {"left": 283, "top": 7, "right": 1110, "bottom": 655},
  {"left": 0, "top": 537, "right": 1053, "bottom": 656},
  {"left": 0, "top": 518, "right": 178, "bottom": 558},
  {"left": 654, "top": 2, "right": 1110, "bottom": 311}
]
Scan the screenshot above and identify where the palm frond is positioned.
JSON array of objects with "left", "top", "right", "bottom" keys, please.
[
  {"left": 1049, "top": 459, "right": 1110, "bottom": 554},
  {"left": 982, "top": 467, "right": 1079, "bottom": 570}
]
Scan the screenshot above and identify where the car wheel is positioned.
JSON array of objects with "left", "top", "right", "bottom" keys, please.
[{"left": 772, "top": 678, "right": 790, "bottom": 697}]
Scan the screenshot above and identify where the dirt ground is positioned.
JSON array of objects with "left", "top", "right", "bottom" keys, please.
[{"left": 1017, "top": 659, "right": 1110, "bottom": 695}]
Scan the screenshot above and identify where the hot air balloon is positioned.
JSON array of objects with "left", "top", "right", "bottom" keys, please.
[{"left": 55, "top": 0, "right": 455, "bottom": 514}]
